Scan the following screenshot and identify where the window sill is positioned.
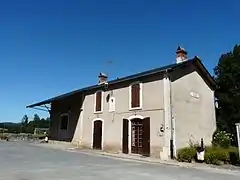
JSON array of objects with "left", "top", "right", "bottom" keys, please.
[
  {"left": 129, "top": 107, "right": 142, "bottom": 111},
  {"left": 94, "top": 111, "right": 103, "bottom": 114}
]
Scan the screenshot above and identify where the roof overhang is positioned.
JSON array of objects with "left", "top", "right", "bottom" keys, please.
[{"left": 27, "top": 57, "right": 216, "bottom": 109}]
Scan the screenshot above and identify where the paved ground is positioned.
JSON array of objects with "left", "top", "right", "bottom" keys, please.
[{"left": 0, "top": 141, "right": 240, "bottom": 180}]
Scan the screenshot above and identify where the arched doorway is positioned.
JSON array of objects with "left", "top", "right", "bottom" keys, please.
[
  {"left": 122, "top": 116, "right": 150, "bottom": 156},
  {"left": 93, "top": 120, "right": 103, "bottom": 150}
]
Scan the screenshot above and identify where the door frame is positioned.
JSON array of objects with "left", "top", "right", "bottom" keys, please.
[
  {"left": 92, "top": 118, "right": 104, "bottom": 149},
  {"left": 126, "top": 115, "right": 145, "bottom": 154}
]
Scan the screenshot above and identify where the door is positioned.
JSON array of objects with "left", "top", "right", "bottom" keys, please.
[
  {"left": 93, "top": 120, "right": 102, "bottom": 149},
  {"left": 122, "top": 119, "right": 129, "bottom": 154},
  {"left": 142, "top": 117, "right": 150, "bottom": 157},
  {"left": 131, "top": 118, "right": 143, "bottom": 154}
]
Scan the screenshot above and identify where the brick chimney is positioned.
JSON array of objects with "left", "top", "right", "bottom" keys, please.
[
  {"left": 176, "top": 46, "right": 188, "bottom": 64},
  {"left": 98, "top": 73, "right": 108, "bottom": 84}
]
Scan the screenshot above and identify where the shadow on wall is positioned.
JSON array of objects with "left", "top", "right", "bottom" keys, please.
[{"left": 49, "top": 93, "right": 85, "bottom": 142}]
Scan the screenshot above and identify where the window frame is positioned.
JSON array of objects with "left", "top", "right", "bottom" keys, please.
[
  {"left": 59, "top": 113, "right": 69, "bottom": 131},
  {"left": 129, "top": 82, "right": 143, "bottom": 110},
  {"left": 94, "top": 90, "right": 104, "bottom": 113}
]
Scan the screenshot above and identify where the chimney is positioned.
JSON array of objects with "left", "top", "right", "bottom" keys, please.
[
  {"left": 98, "top": 73, "right": 108, "bottom": 84},
  {"left": 176, "top": 46, "right": 188, "bottom": 63}
]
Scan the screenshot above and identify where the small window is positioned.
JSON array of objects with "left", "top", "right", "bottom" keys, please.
[
  {"left": 60, "top": 114, "right": 69, "bottom": 130},
  {"left": 130, "top": 83, "right": 142, "bottom": 109},
  {"left": 95, "top": 91, "right": 103, "bottom": 112}
]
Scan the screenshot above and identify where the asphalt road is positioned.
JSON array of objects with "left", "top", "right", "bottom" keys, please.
[{"left": 0, "top": 141, "right": 239, "bottom": 180}]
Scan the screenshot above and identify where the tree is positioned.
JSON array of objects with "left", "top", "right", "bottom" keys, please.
[
  {"left": 214, "top": 44, "right": 240, "bottom": 144},
  {"left": 21, "top": 115, "right": 28, "bottom": 126},
  {"left": 21, "top": 115, "right": 29, "bottom": 133},
  {"left": 33, "top": 114, "right": 41, "bottom": 121}
]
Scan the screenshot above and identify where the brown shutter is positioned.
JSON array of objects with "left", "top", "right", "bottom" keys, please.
[
  {"left": 122, "top": 119, "right": 129, "bottom": 154},
  {"left": 142, "top": 117, "right": 150, "bottom": 157},
  {"left": 96, "top": 91, "right": 102, "bottom": 111},
  {"left": 131, "top": 85, "right": 136, "bottom": 108},
  {"left": 135, "top": 84, "right": 140, "bottom": 107},
  {"left": 131, "top": 84, "right": 140, "bottom": 108}
]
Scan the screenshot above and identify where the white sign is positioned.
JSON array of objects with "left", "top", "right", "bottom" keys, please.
[
  {"left": 109, "top": 97, "right": 115, "bottom": 112},
  {"left": 190, "top": 91, "right": 200, "bottom": 99}
]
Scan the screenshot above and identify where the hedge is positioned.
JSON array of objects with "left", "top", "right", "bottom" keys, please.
[
  {"left": 177, "top": 146, "right": 240, "bottom": 165},
  {"left": 177, "top": 147, "right": 196, "bottom": 162}
]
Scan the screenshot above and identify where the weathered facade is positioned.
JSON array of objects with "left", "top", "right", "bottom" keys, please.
[{"left": 27, "top": 47, "right": 217, "bottom": 160}]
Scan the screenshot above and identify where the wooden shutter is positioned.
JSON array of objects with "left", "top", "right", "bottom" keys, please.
[
  {"left": 142, "top": 117, "right": 150, "bottom": 157},
  {"left": 96, "top": 91, "right": 102, "bottom": 112},
  {"left": 131, "top": 84, "right": 140, "bottom": 108},
  {"left": 122, "top": 119, "right": 129, "bottom": 154}
]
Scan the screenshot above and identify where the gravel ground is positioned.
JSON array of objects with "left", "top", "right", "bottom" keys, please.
[{"left": 0, "top": 141, "right": 239, "bottom": 180}]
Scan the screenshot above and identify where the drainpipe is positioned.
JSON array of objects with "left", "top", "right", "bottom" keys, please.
[
  {"left": 168, "top": 71, "right": 176, "bottom": 159},
  {"left": 163, "top": 69, "right": 175, "bottom": 160}
]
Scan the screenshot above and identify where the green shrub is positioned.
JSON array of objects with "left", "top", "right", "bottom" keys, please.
[
  {"left": 204, "top": 146, "right": 240, "bottom": 165},
  {"left": 227, "top": 147, "right": 240, "bottom": 165},
  {"left": 177, "top": 147, "right": 196, "bottom": 163},
  {"left": 204, "top": 146, "right": 229, "bottom": 164},
  {"left": 204, "top": 149, "right": 221, "bottom": 165},
  {"left": 212, "top": 130, "right": 233, "bottom": 148},
  {"left": 177, "top": 143, "right": 239, "bottom": 166}
]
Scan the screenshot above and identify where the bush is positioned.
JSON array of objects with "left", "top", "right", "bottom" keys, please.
[
  {"left": 205, "top": 146, "right": 230, "bottom": 164},
  {"left": 212, "top": 130, "right": 233, "bottom": 148},
  {"left": 177, "top": 147, "right": 196, "bottom": 163},
  {"left": 204, "top": 146, "right": 240, "bottom": 165},
  {"left": 228, "top": 147, "right": 240, "bottom": 165},
  {"left": 177, "top": 145, "right": 240, "bottom": 166},
  {"left": 204, "top": 146, "right": 228, "bottom": 165},
  {"left": 204, "top": 149, "right": 221, "bottom": 165}
]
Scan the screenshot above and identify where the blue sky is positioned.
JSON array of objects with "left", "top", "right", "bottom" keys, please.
[{"left": 0, "top": 0, "right": 239, "bottom": 122}]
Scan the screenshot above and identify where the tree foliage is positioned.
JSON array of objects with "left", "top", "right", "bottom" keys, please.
[
  {"left": 0, "top": 114, "right": 50, "bottom": 134},
  {"left": 214, "top": 44, "right": 240, "bottom": 142},
  {"left": 21, "top": 115, "right": 28, "bottom": 126},
  {"left": 33, "top": 114, "right": 41, "bottom": 121}
]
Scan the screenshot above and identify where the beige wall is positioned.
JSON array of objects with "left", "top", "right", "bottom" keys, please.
[
  {"left": 78, "top": 75, "right": 166, "bottom": 157},
  {"left": 171, "top": 64, "right": 216, "bottom": 150}
]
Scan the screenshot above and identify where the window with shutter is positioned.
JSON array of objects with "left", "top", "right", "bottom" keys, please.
[
  {"left": 95, "top": 91, "right": 103, "bottom": 112},
  {"left": 130, "top": 83, "right": 141, "bottom": 109}
]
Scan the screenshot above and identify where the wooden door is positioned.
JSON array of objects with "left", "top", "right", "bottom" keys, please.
[
  {"left": 142, "top": 117, "right": 150, "bottom": 157},
  {"left": 122, "top": 119, "right": 129, "bottom": 154},
  {"left": 131, "top": 119, "right": 143, "bottom": 154},
  {"left": 93, "top": 120, "right": 102, "bottom": 149}
]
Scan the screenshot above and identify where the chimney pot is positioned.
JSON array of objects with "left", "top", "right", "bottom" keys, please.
[
  {"left": 98, "top": 73, "right": 108, "bottom": 84},
  {"left": 176, "top": 46, "right": 188, "bottom": 63}
]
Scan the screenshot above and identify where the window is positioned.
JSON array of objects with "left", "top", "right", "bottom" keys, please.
[
  {"left": 95, "top": 91, "right": 103, "bottom": 112},
  {"left": 60, "top": 114, "right": 69, "bottom": 130},
  {"left": 129, "top": 82, "right": 142, "bottom": 109}
]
